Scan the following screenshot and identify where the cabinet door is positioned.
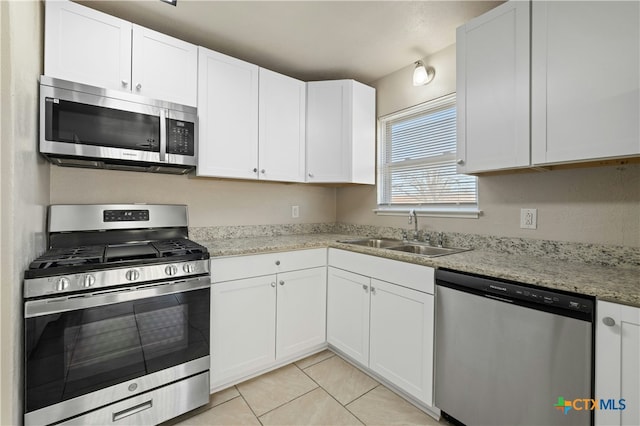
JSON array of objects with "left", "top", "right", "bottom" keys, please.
[
  {"left": 210, "top": 276, "right": 276, "bottom": 388},
  {"left": 596, "top": 301, "right": 640, "bottom": 426},
  {"left": 197, "top": 47, "right": 259, "bottom": 179},
  {"left": 531, "top": 2, "right": 640, "bottom": 165},
  {"left": 258, "top": 68, "right": 306, "bottom": 182},
  {"left": 276, "top": 267, "right": 327, "bottom": 359},
  {"left": 326, "top": 267, "right": 370, "bottom": 365},
  {"left": 306, "top": 81, "right": 351, "bottom": 182},
  {"left": 456, "top": 0, "right": 530, "bottom": 173},
  {"left": 44, "top": 0, "right": 131, "bottom": 92},
  {"left": 369, "top": 279, "right": 434, "bottom": 405},
  {"left": 131, "top": 25, "right": 197, "bottom": 106}
]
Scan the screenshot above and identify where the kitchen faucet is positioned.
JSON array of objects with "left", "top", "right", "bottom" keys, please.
[{"left": 408, "top": 209, "right": 419, "bottom": 241}]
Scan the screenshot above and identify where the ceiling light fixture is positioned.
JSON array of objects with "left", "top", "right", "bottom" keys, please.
[
  {"left": 160, "top": 0, "right": 177, "bottom": 6},
  {"left": 413, "top": 61, "right": 435, "bottom": 86}
]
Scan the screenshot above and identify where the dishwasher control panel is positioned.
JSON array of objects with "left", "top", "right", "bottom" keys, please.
[{"left": 436, "top": 269, "right": 594, "bottom": 320}]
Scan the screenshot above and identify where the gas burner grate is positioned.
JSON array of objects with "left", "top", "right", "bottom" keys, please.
[
  {"left": 29, "top": 246, "right": 106, "bottom": 269},
  {"left": 151, "top": 239, "right": 207, "bottom": 257}
]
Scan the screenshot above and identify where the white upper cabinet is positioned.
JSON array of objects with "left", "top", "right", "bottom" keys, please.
[
  {"left": 531, "top": 1, "right": 640, "bottom": 165},
  {"left": 44, "top": 0, "right": 198, "bottom": 106},
  {"left": 197, "top": 47, "right": 260, "bottom": 179},
  {"left": 306, "top": 80, "right": 376, "bottom": 184},
  {"left": 196, "top": 51, "right": 307, "bottom": 182},
  {"left": 456, "top": 0, "right": 530, "bottom": 173},
  {"left": 458, "top": 0, "right": 640, "bottom": 173},
  {"left": 258, "top": 68, "right": 306, "bottom": 182},
  {"left": 131, "top": 25, "right": 197, "bottom": 106},
  {"left": 45, "top": 0, "right": 131, "bottom": 92}
]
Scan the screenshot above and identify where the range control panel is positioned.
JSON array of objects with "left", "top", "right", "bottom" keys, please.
[
  {"left": 103, "top": 209, "right": 150, "bottom": 222},
  {"left": 167, "top": 119, "right": 195, "bottom": 156}
]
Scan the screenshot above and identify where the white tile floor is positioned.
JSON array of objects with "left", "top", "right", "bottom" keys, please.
[{"left": 165, "top": 350, "right": 445, "bottom": 426}]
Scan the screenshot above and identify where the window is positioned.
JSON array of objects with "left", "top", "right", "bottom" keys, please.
[{"left": 376, "top": 93, "right": 479, "bottom": 217}]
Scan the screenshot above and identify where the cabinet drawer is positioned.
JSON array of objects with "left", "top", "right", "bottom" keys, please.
[
  {"left": 328, "top": 249, "right": 434, "bottom": 294},
  {"left": 60, "top": 372, "right": 209, "bottom": 425},
  {"left": 211, "top": 248, "right": 326, "bottom": 283}
]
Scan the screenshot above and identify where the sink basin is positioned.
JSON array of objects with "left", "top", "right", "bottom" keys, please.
[
  {"left": 386, "top": 244, "right": 470, "bottom": 257},
  {"left": 338, "top": 238, "right": 404, "bottom": 248},
  {"left": 338, "top": 238, "right": 471, "bottom": 257}
]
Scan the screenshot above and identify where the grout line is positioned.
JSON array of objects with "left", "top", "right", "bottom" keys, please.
[
  {"left": 295, "top": 350, "right": 336, "bottom": 370},
  {"left": 256, "top": 387, "right": 323, "bottom": 422},
  {"left": 298, "top": 358, "right": 366, "bottom": 425}
]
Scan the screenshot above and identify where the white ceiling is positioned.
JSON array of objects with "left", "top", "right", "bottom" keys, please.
[{"left": 76, "top": 1, "right": 504, "bottom": 84}]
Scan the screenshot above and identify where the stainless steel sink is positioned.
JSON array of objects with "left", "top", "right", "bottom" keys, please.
[
  {"left": 338, "top": 238, "right": 404, "bottom": 248},
  {"left": 386, "top": 244, "right": 470, "bottom": 257},
  {"left": 338, "top": 238, "right": 471, "bottom": 257}
]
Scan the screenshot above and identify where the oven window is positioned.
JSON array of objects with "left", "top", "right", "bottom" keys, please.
[
  {"left": 45, "top": 99, "right": 160, "bottom": 152},
  {"left": 24, "top": 287, "right": 209, "bottom": 413}
]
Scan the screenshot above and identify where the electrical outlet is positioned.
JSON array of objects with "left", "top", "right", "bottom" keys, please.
[
  {"left": 291, "top": 205, "right": 299, "bottom": 218},
  {"left": 520, "top": 208, "right": 537, "bottom": 229}
]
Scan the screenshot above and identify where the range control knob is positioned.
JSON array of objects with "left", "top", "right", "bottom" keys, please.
[
  {"left": 165, "top": 265, "right": 178, "bottom": 276},
  {"left": 183, "top": 263, "right": 195, "bottom": 273},
  {"left": 55, "top": 277, "right": 70, "bottom": 292},
  {"left": 125, "top": 269, "right": 140, "bottom": 281},
  {"left": 83, "top": 274, "right": 96, "bottom": 288}
]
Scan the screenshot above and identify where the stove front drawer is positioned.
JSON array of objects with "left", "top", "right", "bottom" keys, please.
[{"left": 58, "top": 371, "right": 209, "bottom": 426}]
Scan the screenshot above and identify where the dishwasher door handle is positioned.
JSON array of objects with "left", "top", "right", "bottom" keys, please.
[{"left": 484, "top": 294, "right": 514, "bottom": 304}]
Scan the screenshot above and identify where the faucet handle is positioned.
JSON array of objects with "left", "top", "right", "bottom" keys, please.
[
  {"left": 401, "top": 230, "right": 408, "bottom": 241},
  {"left": 437, "top": 232, "right": 445, "bottom": 247},
  {"left": 423, "top": 233, "right": 431, "bottom": 245}
]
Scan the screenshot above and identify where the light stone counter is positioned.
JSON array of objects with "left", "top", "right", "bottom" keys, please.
[{"left": 198, "top": 233, "right": 640, "bottom": 308}]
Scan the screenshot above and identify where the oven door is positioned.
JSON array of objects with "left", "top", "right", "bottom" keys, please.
[{"left": 24, "top": 276, "right": 210, "bottom": 425}]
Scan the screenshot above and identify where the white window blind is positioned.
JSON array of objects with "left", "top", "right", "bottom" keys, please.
[{"left": 377, "top": 93, "right": 478, "bottom": 216}]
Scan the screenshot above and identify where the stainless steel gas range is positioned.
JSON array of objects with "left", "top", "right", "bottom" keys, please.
[{"left": 23, "top": 204, "right": 211, "bottom": 426}]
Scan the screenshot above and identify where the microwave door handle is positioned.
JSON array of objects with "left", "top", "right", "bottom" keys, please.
[{"left": 159, "top": 109, "right": 167, "bottom": 162}]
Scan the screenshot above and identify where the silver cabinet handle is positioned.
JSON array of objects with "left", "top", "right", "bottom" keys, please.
[
  {"left": 308, "top": 173, "right": 314, "bottom": 178},
  {"left": 136, "top": 83, "right": 142, "bottom": 90},
  {"left": 362, "top": 284, "right": 368, "bottom": 292},
  {"left": 121, "top": 80, "right": 129, "bottom": 87},
  {"left": 279, "top": 280, "right": 285, "bottom": 286},
  {"left": 253, "top": 168, "right": 258, "bottom": 173},
  {"left": 602, "top": 317, "right": 616, "bottom": 327},
  {"left": 371, "top": 286, "right": 376, "bottom": 295},
  {"left": 270, "top": 282, "right": 276, "bottom": 288},
  {"left": 261, "top": 169, "right": 266, "bottom": 174},
  {"left": 456, "top": 159, "right": 465, "bottom": 165},
  {"left": 275, "top": 260, "right": 280, "bottom": 266}
]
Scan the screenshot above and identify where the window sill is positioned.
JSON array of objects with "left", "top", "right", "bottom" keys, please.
[{"left": 373, "top": 206, "right": 481, "bottom": 219}]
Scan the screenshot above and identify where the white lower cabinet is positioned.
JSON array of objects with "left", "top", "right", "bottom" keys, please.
[
  {"left": 595, "top": 300, "right": 640, "bottom": 426},
  {"left": 276, "top": 268, "right": 327, "bottom": 359},
  {"left": 211, "top": 275, "right": 277, "bottom": 384},
  {"left": 327, "top": 268, "right": 370, "bottom": 365},
  {"left": 210, "top": 249, "right": 326, "bottom": 390},
  {"left": 369, "top": 279, "right": 433, "bottom": 404},
  {"left": 327, "top": 249, "right": 435, "bottom": 407}
]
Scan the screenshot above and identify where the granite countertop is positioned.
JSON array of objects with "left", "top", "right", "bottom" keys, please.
[{"left": 198, "top": 233, "right": 640, "bottom": 308}]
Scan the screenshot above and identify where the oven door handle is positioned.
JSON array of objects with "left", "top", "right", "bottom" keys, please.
[{"left": 24, "top": 276, "right": 210, "bottom": 318}]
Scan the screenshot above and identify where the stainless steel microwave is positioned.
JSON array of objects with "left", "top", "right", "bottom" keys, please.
[{"left": 39, "top": 76, "right": 198, "bottom": 174}]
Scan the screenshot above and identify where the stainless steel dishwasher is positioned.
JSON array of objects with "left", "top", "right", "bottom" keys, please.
[{"left": 435, "top": 269, "right": 594, "bottom": 426}]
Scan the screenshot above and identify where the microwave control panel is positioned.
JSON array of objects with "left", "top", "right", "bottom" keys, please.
[{"left": 167, "top": 119, "right": 195, "bottom": 156}]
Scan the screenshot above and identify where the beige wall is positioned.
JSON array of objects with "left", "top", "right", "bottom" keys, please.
[
  {"left": 336, "top": 45, "right": 640, "bottom": 247},
  {"left": 0, "top": 1, "right": 49, "bottom": 423},
  {"left": 50, "top": 167, "right": 337, "bottom": 227}
]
